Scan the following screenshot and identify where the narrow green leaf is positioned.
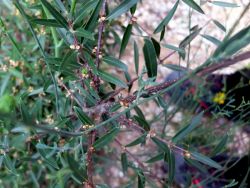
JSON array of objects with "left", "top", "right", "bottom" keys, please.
[
  {"left": 213, "top": 20, "right": 226, "bottom": 32},
  {"left": 179, "top": 28, "right": 202, "bottom": 48},
  {"left": 30, "top": 18, "right": 63, "bottom": 27},
  {"left": 98, "top": 70, "right": 128, "bottom": 88},
  {"left": 74, "top": 0, "right": 97, "bottom": 25},
  {"left": 151, "top": 137, "right": 170, "bottom": 153},
  {"left": 107, "top": 0, "right": 139, "bottom": 20},
  {"left": 3, "top": 155, "right": 17, "bottom": 174},
  {"left": 143, "top": 38, "right": 158, "bottom": 78},
  {"left": 120, "top": 24, "right": 133, "bottom": 56},
  {"left": 121, "top": 152, "right": 128, "bottom": 173},
  {"left": 126, "top": 133, "right": 147, "bottom": 147},
  {"left": 67, "top": 153, "right": 87, "bottom": 182},
  {"left": 41, "top": 0, "right": 68, "bottom": 29},
  {"left": 210, "top": 1, "right": 239, "bottom": 8},
  {"left": 164, "top": 150, "right": 175, "bottom": 185},
  {"left": 211, "top": 134, "right": 228, "bottom": 156},
  {"left": 93, "top": 128, "right": 120, "bottom": 149},
  {"left": 103, "top": 56, "right": 128, "bottom": 71},
  {"left": 201, "top": 34, "right": 221, "bottom": 46},
  {"left": 190, "top": 151, "right": 222, "bottom": 169},
  {"left": 162, "top": 43, "right": 185, "bottom": 54},
  {"left": 73, "top": 28, "right": 95, "bottom": 40},
  {"left": 74, "top": 106, "right": 94, "bottom": 125},
  {"left": 172, "top": 112, "right": 203, "bottom": 143},
  {"left": 134, "top": 115, "right": 150, "bottom": 131},
  {"left": 154, "top": 0, "right": 179, "bottom": 33},
  {"left": 213, "top": 25, "right": 250, "bottom": 57},
  {"left": 37, "top": 149, "right": 59, "bottom": 169},
  {"left": 134, "top": 106, "right": 146, "bottom": 120},
  {"left": 182, "top": 0, "right": 205, "bottom": 14},
  {"left": 151, "top": 37, "right": 161, "bottom": 58},
  {"left": 138, "top": 171, "right": 145, "bottom": 188},
  {"left": 134, "top": 41, "right": 139, "bottom": 75},
  {"left": 145, "top": 153, "right": 164, "bottom": 163}
]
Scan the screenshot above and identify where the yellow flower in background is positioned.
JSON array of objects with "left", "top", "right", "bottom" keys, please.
[{"left": 213, "top": 92, "right": 226, "bottom": 105}]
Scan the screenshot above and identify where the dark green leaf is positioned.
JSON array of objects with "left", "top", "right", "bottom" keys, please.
[
  {"left": 93, "top": 128, "right": 119, "bottom": 149},
  {"left": 201, "top": 34, "right": 221, "bottom": 46},
  {"left": 98, "top": 70, "right": 128, "bottom": 88},
  {"left": 134, "top": 115, "right": 150, "bottom": 131},
  {"left": 66, "top": 153, "right": 87, "bottom": 182},
  {"left": 172, "top": 112, "right": 203, "bottom": 143},
  {"left": 191, "top": 151, "right": 222, "bottom": 169},
  {"left": 3, "top": 155, "right": 17, "bottom": 174},
  {"left": 145, "top": 153, "right": 164, "bottom": 163},
  {"left": 213, "top": 25, "right": 250, "bottom": 58},
  {"left": 164, "top": 150, "right": 175, "bottom": 185},
  {"left": 41, "top": 0, "right": 68, "bottom": 29},
  {"left": 151, "top": 137, "right": 170, "bottom": 153},
  {"left": 154, "top": 0, "right": 179, "bottom": 33},
  {"left": 179, "top": 28, "right": 202, "bottom": 48},
  {"left": 126, "top": 133, "right": 147, "bottom": 147},
  {"left": 37, "top": 149, "right": 59, "bottom": 169},
  {"left": 151, "top": 37, "right": 161, "bottom": 58},
  {"left": 211, "top": 134, "right": 228, "bottom": 156},
  {"left": 107, "top": 0, "right": 139, "bottom": 20},
  {"left": 120, "top": 24, "right": 133, "bottom": 56},
  {"left": 30, "top": 18, "right": 63, "bottom": 27},
  {"left": 134, "top": 41, "right": 139, "bottom": 75},
  {"left": 138, "top": 171, "right": 145, "bottom": 188},
  {"left": 74, "top": 28, "right": 95, "bottom": 40},
  {"left": 210, "top": 1, "right": 239, "bottom": 8},
  {"left": 213, "top": 20, "right": 226, "bottom": 32},
  {"left": 103, "top": 56, "right": 128, "bottom": 71},
  {"left": 74, "top": 0, "right": 98, "bottom": 25},
  {"left": 162, "top": 43, "right": 185, "bottom": 54},
  {"left": 143, "top": 38, "right": 158, "bottom": 78},
  {"left": 74, "top": 106, "right": 94, "bottom": 125},
  {"left": 121, "top": 152, "right": 128, "bottom": 173},
  {"left": 182, "top": 0, "right": 204, "bottom": 14}
]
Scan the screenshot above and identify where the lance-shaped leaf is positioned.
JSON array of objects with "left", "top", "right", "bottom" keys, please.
[
  {"left": 211, "top": 134, "right": 228, "bottom": 156},
  {"left": 121, "top": 152, "right": 128, "bottom": 173},
  {"left": 154, "top": 0, "right": 179, "bottom": 34},
  {"left": 213, "top": 20, "right": 226, "bottom": 32},
  {"left": 73, "top": 28, "right": 95, "bottom": 40},
  {"left": 151, "top": 137, "right": 170, "bottom": 153},
  {"left": 107, "top": 0, "right": 139, "bottom": 20},
  {"left": 134, "top": 41, "right": 139, "bottom": 75},
  {"left": 143, "top": 38, "right": 158, "bottom": 78},
  {"left": 151, "top": 37, "right": 161, "bottom": 58},
  {"left": 41, "top": 0, "right": 68, "bottom": 29},
  {"left": 190, "top": 151, "right": 222, "bottom": 169},
  {"left": 145, "top": 152, "right": 164, "bottom": 163},
  {"left": 134, "top": 115, "right": 150, "bottom": 131},
  {"left": 30, "top": 18, "right": 63, "bottom": 27},
  {"left": 201, "top": 34, "right": 221, "bottom": 46},
  {"left": 172, "top": 112, "right": 203, "bottom": 143},
  {"left": 66, "top": 153, "right": 87, "bottom": 182},
  {"left": 93, "top": 128, "right": 120, "bottom": 149},
  {"left": 164, "top": 150, "right": 175, "bottom": 185},
  {"left": 182, "top": 0, "right": 204, "bottom": 14},
  {"left": 213, "top": 25, "right": 250, "bottom": 58},
  {"left": 74, "top": 106, "right": 94, "bottom": 125},
  {"left": 126, "top": 133, "right": 147, "bottom": 147},
  {"left": 138, "top": 170, "right": 146, "bottom": 188},
  {"left": 98, "top": 70, "right": 128, "bottom": 88},
  {"left": 103, "top": 56, "right": 128, "bottom": 71},
  {"left": 37, "top": 148, "right": 59, "bottom": 169},
  {"left": 210, "top": 1, "right": 239, "bottom": 8},
  {"left": 120, "top": 24, "right": 133, "bottom": 56}
]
